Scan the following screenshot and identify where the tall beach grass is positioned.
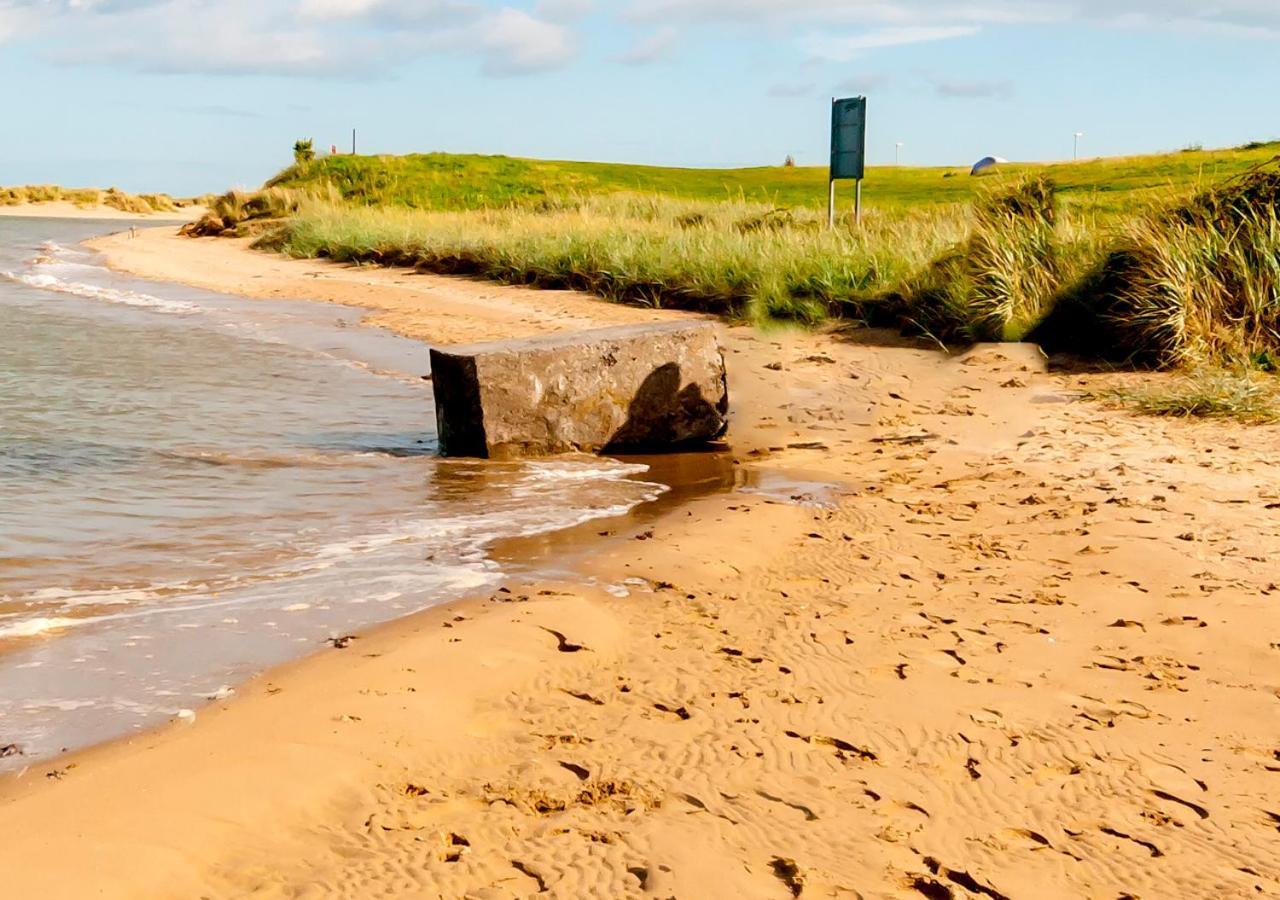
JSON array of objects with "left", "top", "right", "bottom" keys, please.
[
  {"left": 0, "top": 184, "right": 185, "bottom": 214},
  {"left": 195, "top": 148, "right": 1280, "bottom": 388},
  {"left": 257, "top": 193, "right": 968, "bottom": 325},
  {"left": 1038, "top": 163, "right": 1280, "bottom": 368}
]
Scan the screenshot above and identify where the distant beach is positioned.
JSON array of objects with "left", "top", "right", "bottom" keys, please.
[{"left": 0, "top": 201, "right": 204, "bottom": 221}]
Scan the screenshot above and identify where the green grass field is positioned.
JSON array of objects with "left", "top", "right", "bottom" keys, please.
[{"left": 267, "top": 142, "right": 1280, "bottom": 215}]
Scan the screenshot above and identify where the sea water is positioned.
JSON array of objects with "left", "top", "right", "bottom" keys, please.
[{"left": 0, "top": 218, "right": 665, "bottom": 767}]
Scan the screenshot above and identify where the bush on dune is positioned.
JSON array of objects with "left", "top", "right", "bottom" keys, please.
[
  {"left": 182, "top": 188, "right": 302, "bottom": 237},
  {"left": 892, "top": 176, "right": 1074, "bottom": 342},
  {"left": 1038, "top": 161, "right": 1280, "bottom": 368}
]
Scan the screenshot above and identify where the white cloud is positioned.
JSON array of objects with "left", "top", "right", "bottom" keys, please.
[
  {"left": 0, "top": 1, "right": 39, "bottom": 42},
  {"left": 624, "top": 0, "right": 1280, "bottom": 36},
  {"left": 6, "top": 0, "right": 1279, "bottom": 82},
  {"left": 535, "top": 0, "right": 592, "bottom": 22},
  {"left": 625, "top": 0, "right": 1060, "bottom": 26},
  {"left": 803, "top": 25, "right": 980, "bottom": 61},
  {"left": 1, "top": 0, "right": 579, "bottom": 77},
  {"left": 475, "top": 8, "right": 577, "bottom": 76},
  {"left": 615, "top": 25, "right": 678, "bottom": 65},
  {"left": 296, "top": 0, "right": 383, "bottom": 20}
]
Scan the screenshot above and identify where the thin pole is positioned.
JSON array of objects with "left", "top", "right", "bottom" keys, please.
[
  {"left": 352, "top": 129, "right": 357, "bottom": 155},
  {"left": 828, "top": 179, "right": 836, "bottom": 230},
  {"left": 855, "top": 179, "right": 863, "bottom": 227}
]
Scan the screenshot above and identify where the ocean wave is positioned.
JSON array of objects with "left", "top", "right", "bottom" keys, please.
[
  {"left": 0, "top": 269, "right": 200, "bottom": 315},
  {"left": 521, "top": 460, "right": 654, "bottom": 482},
  {"left": 0, "top": 617, "right": 80, "bottom": 639},
  {"left": 1, "top": 464, "right": 661, "bottom": 635}
]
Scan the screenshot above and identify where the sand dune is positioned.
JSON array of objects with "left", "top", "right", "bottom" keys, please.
[
  {"left": 1, "top": 227, "right": 1277, "bottom": 898},
  {"left": 0, "top": 202, "right": 203, "bottom": 221}
]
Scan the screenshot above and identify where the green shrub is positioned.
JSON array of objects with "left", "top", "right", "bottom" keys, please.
[
  {"left": 1053, "top": 163, "right": 1280, "bottom": 367},
  {"left": 894, "top": 176, "right": 1066, "bottom": 342},
  {"left": 1102, "top": 368, "right": 1280, "bottom": 422}
]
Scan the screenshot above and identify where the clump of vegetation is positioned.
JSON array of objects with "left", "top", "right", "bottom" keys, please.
[
  {"left": 182, "top": 188, "right": 301, "bottom": 237},
  {"left": 293, "top": 139, "right": 316, "bottom": 165},
  {"left": 1102, "top": 368, "right": 1280, "bottom": 423},
  {"left": 103, "top": 188, "right": 177, "bottom": 214},
  {"left": 1055, "top": 161, "right": 1280, "bottom": 367},
  {"left": 894, "top": 176, "right": 1081, "bottom": 342},
  {"left": 0, "top": 184, "right": 181, "bottom": 213},
  {"left": 254, "top": 193, "right": 964, "bottom": 324}
]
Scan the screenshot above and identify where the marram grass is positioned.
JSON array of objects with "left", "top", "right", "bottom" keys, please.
[
  {"left": 893, "top": 176, "right": 1083, "bottom": 342},
  {"left": 256, "top": 194, "right": 967, "bottom": 326},
  {"left": 1042, "top": 163, "right": 1280, "bottom": 368},
  {"left": 1102, "top": 369, "right": 1280, "bottom": 423},
  {"left": 202, "top": 147, "right": 1280, "bottom": 391},
  {"left": 0, "top": 184, "right": 186, "bottom": 213}
]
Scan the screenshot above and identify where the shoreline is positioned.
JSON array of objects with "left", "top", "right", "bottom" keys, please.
[
  {"left": 2, "top": 225, "right": 1278, "bottom": 897},
  {"left": 0, "top": 201, "right": 204, "bottom": 221}
]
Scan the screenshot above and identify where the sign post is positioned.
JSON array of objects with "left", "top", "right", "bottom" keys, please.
[{"left": 829, "top": 96, "right": 867, "bottom": 229}]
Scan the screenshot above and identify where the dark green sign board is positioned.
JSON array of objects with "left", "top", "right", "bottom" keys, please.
[{"left": 830, "top": 96, "right": 867, "bottom": 181}]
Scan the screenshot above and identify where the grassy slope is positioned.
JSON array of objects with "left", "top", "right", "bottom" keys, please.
[
  {"left": 247, "top": 142, "right": 1280, "bottom": 377},
  {"left": 268, "top": 142, "right": 1280, "bottom": 214}
]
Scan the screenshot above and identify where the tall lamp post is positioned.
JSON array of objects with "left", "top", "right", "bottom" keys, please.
[{"left": 1073, "top": 131, "right": 1084, "bottom": 160}]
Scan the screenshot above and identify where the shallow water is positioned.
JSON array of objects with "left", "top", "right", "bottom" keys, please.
[{"left": 0, "top": 218, "right": 665, "bottom": 766}]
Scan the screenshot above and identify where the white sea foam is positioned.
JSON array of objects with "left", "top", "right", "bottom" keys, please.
[
  {"left": 521, "top": 460, "right": 654, "bottom": 483},
  {"left": 0, "top": 617, "right": 80, "bottom": 639},
  {"left": 1, "top": 269, "right": 200, "bottom": 314}
]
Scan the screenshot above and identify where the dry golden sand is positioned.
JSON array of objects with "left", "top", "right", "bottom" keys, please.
[
  {"left": 0, "top": 202, "right": 205, "bottom": 221},
  {"left": 0, "top": 227, "right": 1278, "bottom": 898}
]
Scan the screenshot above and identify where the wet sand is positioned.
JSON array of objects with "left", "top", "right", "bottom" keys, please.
[{"left": 2, "top": 226, "right": 1278, "bottom": 898}]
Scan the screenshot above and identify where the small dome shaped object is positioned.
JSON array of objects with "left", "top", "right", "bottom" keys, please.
[{"left": 970, "top": 156, "right": 1009, "bottom": 176}]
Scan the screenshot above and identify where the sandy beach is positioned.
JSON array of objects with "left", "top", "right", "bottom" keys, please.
[
  {"left": 1, "top": 226, "right": 1277, "bottom": 898},
  {"left": 0, "top": 201, "right": 205, "bottom": 221}
]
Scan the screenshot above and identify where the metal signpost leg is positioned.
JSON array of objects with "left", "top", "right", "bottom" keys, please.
[{"left": 830, "top": 95, "right": 867, "bottom": 232}]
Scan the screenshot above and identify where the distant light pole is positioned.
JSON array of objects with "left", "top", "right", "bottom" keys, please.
[
  {"left": 895, "top": 142, "right": 904, "bottom": 166},
  {"left": 1073, "top": 131, "right": 1084, "bottom": 160}
]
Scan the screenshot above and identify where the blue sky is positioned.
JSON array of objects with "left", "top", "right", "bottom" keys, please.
[{"left": 1, "top": 0, "right": 1278, "bottom": 195}]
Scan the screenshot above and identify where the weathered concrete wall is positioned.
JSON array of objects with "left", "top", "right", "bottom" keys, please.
[{"left": 430, "top": 322, "right": 729, "bottom": 459}]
